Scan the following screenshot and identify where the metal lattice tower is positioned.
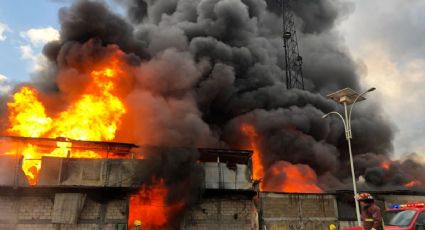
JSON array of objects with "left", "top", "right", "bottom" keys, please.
[{"left": 282, "top": 0, "right": 304, "bottom": 90}]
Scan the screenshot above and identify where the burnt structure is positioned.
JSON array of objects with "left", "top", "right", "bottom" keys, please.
[
  {"left": 181, "top": 149, "right": 258, "bottom": 229},
  {"left": 0, "top": 136, "right": 257, "bottom": 229},
  {"left": 0, "top": 136, "right": 142, "bottom": 229}
]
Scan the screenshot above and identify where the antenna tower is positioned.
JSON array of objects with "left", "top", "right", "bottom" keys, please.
[{"left": 282, "top": 0, "right": 304, "bottom": 90}]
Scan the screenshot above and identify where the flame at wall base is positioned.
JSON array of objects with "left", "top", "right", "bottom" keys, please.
[{"left": 128, "top": 179, "right": 184, "bottom": 230}]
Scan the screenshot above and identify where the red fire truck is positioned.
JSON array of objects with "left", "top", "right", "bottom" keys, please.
[{"left": 342, "top": 202, "right": 425, "bottom": 230}]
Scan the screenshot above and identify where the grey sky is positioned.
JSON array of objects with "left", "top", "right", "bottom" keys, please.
[{"left": 338, "top": 0, "right": 425, "bottom": 156}]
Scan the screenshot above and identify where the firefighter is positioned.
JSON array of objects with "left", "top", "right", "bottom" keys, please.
[
  {"left": 357, "top": 193, "right": 384, "bottom": 230},
  {"left": 132, "top": 220, "right": 142, "bottom": 230},
  {"left": 329, "top": 223, "right": 337, "bottom": 230}
]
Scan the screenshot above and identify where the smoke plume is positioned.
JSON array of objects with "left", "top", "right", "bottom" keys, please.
[
  {"left": 3, "top": 0, "right": 425, "bottom": 226},
  {"left": 26, "top": 0, "right": 425, "bottom": 189}
]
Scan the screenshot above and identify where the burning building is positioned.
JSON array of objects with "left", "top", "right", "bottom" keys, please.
[
  {"left": 1, "top": 0, "right": 425, "bottom": 229},
  {"left": 0, "top": 136, "right": 257, "bottom": 229},
  {"left": 0, "top": 136, "right": 141, "bottom": 229}
]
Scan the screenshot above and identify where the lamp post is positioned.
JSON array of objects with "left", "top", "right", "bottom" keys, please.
[{"left": 322, "top": 87, "right": 376, "bottom": 226}]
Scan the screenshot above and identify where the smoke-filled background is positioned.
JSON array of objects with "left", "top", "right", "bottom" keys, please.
[{"left": 1, "top": 0, "right": 425, "bottom": 215}]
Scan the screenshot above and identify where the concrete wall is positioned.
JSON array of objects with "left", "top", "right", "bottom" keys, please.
[
  {"left": 181, "top": 197, "right": 258, "bottom": 230},
  {"left": 0, "top": 189, "right": 423, "bottom": 230},
  {"left": 203, "top": 163, "right": 253, "bottom": 190},
  {"left": 0, "top": 192, "right": 128, "bottom": 230},
  {"left": 259, "top": 193, "right": 338, "bottom": 230},
  {"left": 38, "top": 157, "right": 146, "bottom": 188}
]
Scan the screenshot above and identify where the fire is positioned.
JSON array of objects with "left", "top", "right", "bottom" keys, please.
[
  {"left": 2, "top": 47, "right": 179, "bottom": 228},
  {"left": 241, "top": 123, "right": 322, "bottom": 193},
  {"left": 20, "top": 144, "right": 42, "bottom": 185},
  {"left": 405, "top": 180, "right": 422, "bottom": 188},
  {"left": 6, "top": 87, "right": 52, "bottom": 137},
  {"left": 128, "top": 179, "right": 184, "bottom": 229},
  {"left": 241, "top": 123, "right": 264, "bottom": 181},
  {"left": 4, "top": 55, "right": 126, "bottom": 185},
  {"left": 262, "top": 161, "right": 322, "bottom": 193},
  {"left": 50, "top": 66, "right": 126, "bottom": 140},
  {"left": 380, "top": 161, "right": 390, "bottom": 170}
]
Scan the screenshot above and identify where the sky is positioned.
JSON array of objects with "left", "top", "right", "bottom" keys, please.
[
  {"left": 338, "top": 0, "right": 425, "bottom": 156},
  {"left": 0, "top": 0, "right": 424, "bottom": 157},
  {"left": 0, "top": 1, "right": 68, "bottom": 82}
]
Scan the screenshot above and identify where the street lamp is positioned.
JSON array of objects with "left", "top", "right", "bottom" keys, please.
[{"left": 322, "top": 87, "right": 376, "bottom": 226}]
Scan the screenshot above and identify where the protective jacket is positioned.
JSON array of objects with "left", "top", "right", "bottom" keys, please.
[{"left": 361, "top": 203, "right": 384, "bottom": 230}]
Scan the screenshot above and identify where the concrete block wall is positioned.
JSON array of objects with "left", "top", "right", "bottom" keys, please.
[
  {"left": 0, "top": 195, "right": 18, "bottom": 223},
  {"left": 80, "top": 199, "right": 101, "bottom": 220},
  {"left": 0, "top": 192, "right": 128, "bottom": 230},
  {"left": 105, "top": 199, "right": 127, "bottom": 220},
  {"left": 1, "top": 190, "right": 423, "bottom": 230},
  {"left": 259, "top": 193, "right": 338, "bottom": 230},
  {"left": 16, "top": 224, "right": 56, "bottom": 230},
  {"left": 181, "top": 197, "right": 258, "bottom": 230}
]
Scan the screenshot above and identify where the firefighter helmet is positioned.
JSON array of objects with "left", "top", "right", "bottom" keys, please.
[{"left": 358, "top": 192, "right": 374, "bottom": 201}]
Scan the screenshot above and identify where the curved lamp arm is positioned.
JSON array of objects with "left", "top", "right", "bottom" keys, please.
[
  {"left": 322, "top": 111, "right": 348, "bottom": 132},
  {"left": 348, "top": 87, "right": 376, "bottom": 125}
]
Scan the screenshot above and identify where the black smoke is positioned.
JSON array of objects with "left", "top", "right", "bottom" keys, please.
[{"left": 5, "top": 0, "right": 425, "bottom": 227}]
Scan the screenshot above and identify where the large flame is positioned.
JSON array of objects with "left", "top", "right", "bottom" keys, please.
[
  {"left": 263, "top": 161, "right": 322, "bottom": 193},
  {"left": 4, "top": 55, "right": 126, "bottom": 185},
  {"left": 49, "top": 67, "right": 125, "bottom": 140},
  {"left": 6, "top": 87, "right": 52, "bottom": 137},
  {"left": 128, "top": 179, "right": 184, "bottom": 229},
  {"left": 241, "top": 123, "right": 322, "bottom": 193},
  {"left": 241, "top": 123, "right": 264, "bottom": 181}
]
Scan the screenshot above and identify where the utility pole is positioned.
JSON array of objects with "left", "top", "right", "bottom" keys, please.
[{"left": 323, "top": 87, "right": 376, "bottom": 226}]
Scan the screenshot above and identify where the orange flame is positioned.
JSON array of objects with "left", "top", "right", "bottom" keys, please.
[
  {"left": 263, "top": 161, "right": 322, "bottom": 193},
  {"left": 380, "top": 161, "right": 390, "bottom": 170},
  {"left": 49, "top": 67, "right": 126, "bottom": 140},
  {"left": 3, "top": 48, "right": 179, "bottom": 228},
  {"left": 241, "top": 123, "right": 322, "bottom": 193},
  {"left": 5, "top": 55, "right": 126, "bottom": 185},
  {"left": 6, "top": 87, "right": 52, "bottom": 137},
  {"left": 241, "top": 123, "right": 264, "bottom": 181},
  {"left": 128, "top": 179, "right": 184, "bottom": 229},
  {"left": 405, "top": 180, "right": 422, "bottom": 188}
]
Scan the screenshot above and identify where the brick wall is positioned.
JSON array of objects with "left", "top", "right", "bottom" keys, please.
[
  {"left": 181, "top": 197, "right": 258, "bottom": 230},
  {"left": 0, "top": 192, "right": 128, "bottom": 230}
]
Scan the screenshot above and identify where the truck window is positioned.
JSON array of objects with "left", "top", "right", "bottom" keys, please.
[
  {"left": 384, "top": 210, "right": 403, "bottom": 224},
  {"left": 416, "top": 212, "right": 425, "bottom": 225},
  {"left": 387, "top": 210, "right": 417, "bottom": 227}
]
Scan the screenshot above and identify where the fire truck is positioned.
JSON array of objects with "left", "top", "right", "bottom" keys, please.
[{"left": 342, "top": 202, "right": 425, "bottom": 230}]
